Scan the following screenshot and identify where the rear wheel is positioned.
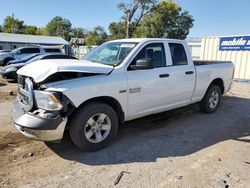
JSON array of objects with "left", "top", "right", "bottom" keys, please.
[
  {"left": 200, "top": 85, "right": 222, "bottom": 114},
  {"left": 69, "top": 102, "right": 118, "bottom": 152}
]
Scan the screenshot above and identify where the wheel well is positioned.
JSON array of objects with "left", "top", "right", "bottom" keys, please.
[
  {"left": 3, "top": 57, "right": 14, "bottom": 64},
  {"left": 78, "top": 96, "right": 125, "bottom": 123},
  {"left": 210, "top": 78, "right": 225, "bottom": 94}
]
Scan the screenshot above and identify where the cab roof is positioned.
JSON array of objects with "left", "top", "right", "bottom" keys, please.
[{"left": 109, "top": 38, "right": 185, "bottom": 43}]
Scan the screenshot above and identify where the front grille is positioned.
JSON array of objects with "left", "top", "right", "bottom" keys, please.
[
  {"left": 17, "top": 76, "right": 34, "bottom": 111},
  {"left": 18, "top": 75, "right": 27, "bottom": 104},
  {"left": 18, "top": 75, "right": 26, "bottom": 90}
]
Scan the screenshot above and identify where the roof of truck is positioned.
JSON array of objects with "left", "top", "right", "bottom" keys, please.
[{"left": 109, "top": 38, "right": 185, "bottom": 43}]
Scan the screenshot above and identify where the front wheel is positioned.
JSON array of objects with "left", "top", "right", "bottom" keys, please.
[
  {"left": 69, "top": 102, "right": 118, "bottom": 152},
  {"left": 200, "top": 85, "right": 222, "bottom": 114}
]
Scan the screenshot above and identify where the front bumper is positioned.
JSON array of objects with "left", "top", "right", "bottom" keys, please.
[{"left": 11, "top": 98, "right": 67, "bottom": 141}]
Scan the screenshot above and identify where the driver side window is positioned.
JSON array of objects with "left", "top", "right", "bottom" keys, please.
[{"left": 129, "top": 43, "right": 166, "bottom": 70}]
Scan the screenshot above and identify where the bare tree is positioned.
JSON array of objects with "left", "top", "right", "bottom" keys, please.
[{"left": 118, "top": 0, "right": 155, "bottom": 38}]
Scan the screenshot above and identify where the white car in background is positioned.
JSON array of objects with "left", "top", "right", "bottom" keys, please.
[
  {"left": 0, "top": 46, "right": 63, "bottom": 66},
  {"left": 0, "top": 50, "right": 11, "bottom": 54}
]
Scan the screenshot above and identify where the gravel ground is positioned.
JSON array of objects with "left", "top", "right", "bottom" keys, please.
[{"left": 0, "top": 82, "right": 250, "bottom": 188}]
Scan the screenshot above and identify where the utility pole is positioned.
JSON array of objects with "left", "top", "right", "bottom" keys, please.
[
  {"left": 12, "top": 13, "right": 15, "bottom": 33},
  {"left": 124, "top": 9, "right": 130, "bottom": 38}
]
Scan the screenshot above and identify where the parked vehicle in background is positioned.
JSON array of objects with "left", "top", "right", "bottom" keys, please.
[
  {"left": 12, "top": 38, "right": 234, "bottom": 152},
  {"left": 7, "top": 53, "right": 41, "bottom": 65},
  {"left": 0, "top": 54, "right": 77, "bottom": 80},
  {"left": 0, "top": 50, "right": 11, "bottom": 54},
  {"left": 0, "top": 46, "right": 63, "bottom": 66},
  {"left": 26, "top": 54, "right": 77, "bottom": 64}
]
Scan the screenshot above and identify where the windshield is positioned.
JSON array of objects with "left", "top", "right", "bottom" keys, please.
[
  {"left": 83, "top": 42, "right": 137, "bottom": 66},
  {"left": 11, "top": 48, "right": 20, "bottom": 53}
]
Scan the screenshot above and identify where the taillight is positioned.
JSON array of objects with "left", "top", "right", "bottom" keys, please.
[{"left": 232, "top": 66, "right": 235, "bottom": 80}]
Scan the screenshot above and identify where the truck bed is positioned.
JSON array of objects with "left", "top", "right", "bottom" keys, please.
[
  {"left": 193, "top": 60, "right": 232, "bottom": 66},
  {"left": 192, "top": 60, "right": 234, "bottom": 103}
]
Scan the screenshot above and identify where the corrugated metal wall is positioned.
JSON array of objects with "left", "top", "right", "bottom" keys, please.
[
  {"left": 188, "top": 42, "right": 201, "bottom": 60},
  {"left": 200, "top": 36, "right": 250, "bottom": 80}
]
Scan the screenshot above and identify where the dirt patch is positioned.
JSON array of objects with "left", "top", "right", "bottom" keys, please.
[
  {"left": 0, "top": 82, "right": 250, "bottom": 188},
  {"left": 0, "top": 77, "right": 17, "bottom": 97}
]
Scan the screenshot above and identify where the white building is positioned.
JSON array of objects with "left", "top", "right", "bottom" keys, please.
[
  {"left": 186, "top": 37, "right": 201, "bottom": 60},
  {"left": 201, "top": 34, "right": 250, "bottom": 80},
  {"left": 72, "top": 46, "right": 97, "bottom": 59},
  {"left": 0, "top": 32, "right": 69, "bottom": 50}
]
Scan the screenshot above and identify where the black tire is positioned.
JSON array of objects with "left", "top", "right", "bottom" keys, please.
[
  {"left": 200, "top": 85, "right": 222, "bottom": 114},
  {"left": 69, "top": 102, "right": 118, "bottom": 152}
]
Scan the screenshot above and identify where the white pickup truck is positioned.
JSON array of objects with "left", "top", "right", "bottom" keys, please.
[{"left": 12, "top": 38, "right": 234, "bottom": 151}]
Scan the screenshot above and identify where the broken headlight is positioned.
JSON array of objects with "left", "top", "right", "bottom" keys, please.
[{"left": 34, "top": 91, "right": 63, "bottom": 111}]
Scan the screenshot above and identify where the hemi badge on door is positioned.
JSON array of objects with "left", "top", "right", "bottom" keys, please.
[{"left": 129, "top": 87, "right": 141, "bottom": 94}]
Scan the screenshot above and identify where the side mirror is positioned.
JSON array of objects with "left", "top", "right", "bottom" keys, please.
[
  {"left": 130, "top": 58, "right": 154, "bottom": 70},
  {"left": 16, "top": 50, "right": 21, "bottom": 54}
]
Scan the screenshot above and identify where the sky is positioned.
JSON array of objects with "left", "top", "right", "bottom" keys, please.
[{"left": 0, "top": 0, "right": 250, "bottom": 38}]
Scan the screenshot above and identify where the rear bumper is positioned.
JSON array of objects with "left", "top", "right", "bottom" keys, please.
[{"left": 11, "top": 98, "right": 67, "bottom": 141}]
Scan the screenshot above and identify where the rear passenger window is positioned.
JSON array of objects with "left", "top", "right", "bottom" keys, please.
[
  {"left": 44, "top": 48, "right": 61, "bottom": 53},
  {"left": 169, "top": 43, "right": 188, "bottom": 66},
  {"left": 130, "top": 43, "right": 166, "bottom": 68}
]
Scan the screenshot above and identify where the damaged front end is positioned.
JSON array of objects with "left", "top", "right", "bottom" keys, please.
[
  {"left": 12, "top": 60, "right": 113, "bottom": 141},
  {"left": 12, "top": 75, "right": 69, "bottom": 141}
]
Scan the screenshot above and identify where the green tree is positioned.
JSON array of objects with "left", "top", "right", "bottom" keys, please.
[
  {"left": 108, "top": 22, "right": 126, "bottom": 39},
  {"left": 135, "top": 0, "right": 194, "bottom": 39},
  {"left": 46, "top": 16, "right": 72, "bottom": 41},
  {"left": 22, "top": 25, "right": 37, "bottom": 35},
  {"left": 85, "top": 26, "right": 107, "bottom": 45},
  {"left": 0, "top": 25, "right": 2, "bottom": 32},
  {"left": 35, "top": 28, "right": 48, "bottom": 35},
  {"left": 71, "top": 27, "right": 86, "bottom": 38},
  {"left": 2, "top": 15, "right": 25, "bottom": 33}
]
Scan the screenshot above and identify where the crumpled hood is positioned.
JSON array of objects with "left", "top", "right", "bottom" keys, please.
[{"left": 17, "top": 59, "right": 113, "bottom": 83}]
